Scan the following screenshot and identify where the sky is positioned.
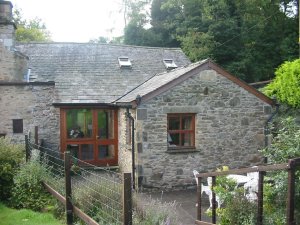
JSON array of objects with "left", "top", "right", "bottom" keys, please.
[{"left": 10, "top": 0, "right": 126, "bottom": 42}]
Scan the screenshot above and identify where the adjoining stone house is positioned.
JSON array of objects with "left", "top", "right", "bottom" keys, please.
[{"left": 0, "top": 1, "right": 274, "bottom": 189}]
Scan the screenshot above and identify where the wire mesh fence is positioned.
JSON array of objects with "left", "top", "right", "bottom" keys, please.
[
  {"left": 26, "top": 137, "right": 132, "bottom": 225},
  {"left": 28, "top": 141, "right": 65, "bottom": 195},
  {"left": 70, "top": 157, "right": 124, "bottom": 225}
]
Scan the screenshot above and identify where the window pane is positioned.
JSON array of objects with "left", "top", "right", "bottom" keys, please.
[
  {"left": 182, "top": 116, "right": 192, "bottom": 130},
  {"left": 169, "top": 117, "right": 180, "bottom": 130},
  {"left": 98, "top": 145, "right": 115, "bottom": 159},
  {"left": 81, "top": 144, "right": 94, "bottom": 160},
  {"left": 13, "top": 119, "right": 23, "bottom": 133},
  {"left": 181, "top": 133, "right": 193, "bottom": 147},
  {"left": 98, "top": 110, "right": 114, "bottom": 139},
  {"left": 66, "top": 109, "right": 92, "bottom": 138},
  {"left": 169, "top": 133, "right": 180, "bottom": 146}
]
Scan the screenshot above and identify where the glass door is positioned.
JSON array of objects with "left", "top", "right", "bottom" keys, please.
[
  {"left": 95, "top": 110, "right": 118, "bottom": 165},
  {"left": 62, "top": 108, "right": 118, "bottom": 166}
]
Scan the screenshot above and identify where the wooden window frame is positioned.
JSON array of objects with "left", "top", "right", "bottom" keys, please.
[{"left": 167, "top": 113, "right": 195, "bottom": 150}]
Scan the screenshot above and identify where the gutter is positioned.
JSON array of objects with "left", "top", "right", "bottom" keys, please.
[
  {"left": 264, "top": 103, "right": 279, "bottom": 163},
  {"left": 126, "top": 107, "right": 136, "bottom": 190}
]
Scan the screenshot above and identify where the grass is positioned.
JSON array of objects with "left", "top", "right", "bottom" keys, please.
[{"left": 0, "top": 203, "right": 64, "bottom": 225}]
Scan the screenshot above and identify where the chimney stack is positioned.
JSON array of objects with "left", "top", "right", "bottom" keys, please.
[{"left": 0, "top": 1, "right": 16, "bottom": 50}]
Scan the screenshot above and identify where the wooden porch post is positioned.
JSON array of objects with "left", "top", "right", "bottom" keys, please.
[{"left": 64, "top": 151, "right": 73, "bottom": 225}]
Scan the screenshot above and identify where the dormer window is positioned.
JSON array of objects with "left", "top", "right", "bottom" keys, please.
[
  {"left": 118, "top": 57, "right": 132, "bottom": 68},
  {"left": 163, "top": 59, "right": 177, "bottom": 70}
]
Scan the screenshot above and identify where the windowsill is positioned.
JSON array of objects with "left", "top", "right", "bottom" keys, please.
[{"left": 166, "top": 147, "right": 199, "bottom": 154}]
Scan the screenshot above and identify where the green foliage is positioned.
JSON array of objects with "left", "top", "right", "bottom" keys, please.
[
  {"left": 123, "top": 0, "right": 298, "bottom": 82},
  {"left": 13, "top": 7, "right": 51, "bottom": 42},
  {"left": 89, "top": 36, "right": 109, "bottom": 44},
  {"left": 210, "top": 168, "right": 256, "bottom": 225},
  {"left": 261, "top": 116, "right": 300, "bottom": 224},
  {"left": 261, "top": 116, "right": 300, "bottom": 163},
  {"left": 263, "top": 59, "right": 300, "bottom": 108},
  {"left": 10, "top": 160, "right": 53, "bottom": 211},
  {"left": 179, "top": 31, "right": 215, "bottom": 61},
  {"left": 0, "top": 138, "right": 24, "bottom": 202},
  {"left": 0, "top": 203, "right": 63, "bottom": 225},
  {"left": 214, "top": 191, "right": 256, "bottom": 225}
]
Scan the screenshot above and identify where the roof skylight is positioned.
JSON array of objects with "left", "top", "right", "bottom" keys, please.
[
  {"left": 118, "top": 57, "right": 132, "bottom": 68},
  {"left": 163, "top": 59, "right": 178, "bottom": 70}
]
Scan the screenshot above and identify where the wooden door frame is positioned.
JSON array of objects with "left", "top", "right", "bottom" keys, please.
[{"left": 60, "top": 106, "right": 118, "bottom": 166}]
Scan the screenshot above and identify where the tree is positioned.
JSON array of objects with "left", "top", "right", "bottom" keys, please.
[
  {"left": 13, "top": 7, "right": 51, "bottom": 42},
  {"left": 89, "top": 37, "right": 109, "bottom": 44},
  {"left": 123, "top": 0, "right": 299, "bottom": 82},
  {"left": 263, "top": 59, "right": 300, "bottom": 108}
]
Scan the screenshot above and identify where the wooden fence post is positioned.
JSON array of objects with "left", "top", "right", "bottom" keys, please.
[
  {"left": 25, "top": 134, "right": 30, "bottom": 162},
  {"left": 196, "top": 177, "right": 202, "bottom": 221},
  {"left": 211, "top": 176, "right": 216, "bottom": 224},
  {"left": 123, "top": 172, "right": 132, "bottom": 225},
  {"left": 286, "top": 159, "right": 296, "bottom": 225},
  {"left": 34, "top": 126, "right": 38, "bottom": 145},
  {"left": 257, "top": 171, "right": 265, "bottom": 225},
  {"left": 64, "top": 151, "right": 73, "bottom": 225}
]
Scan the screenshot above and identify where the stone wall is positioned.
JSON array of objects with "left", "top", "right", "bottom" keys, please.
[
  {"left": 118, "top": 108, "right": 136, "bottom": 173},
  {"left": 0, "top": 43, "right": 28, "bottom": 81},
  {"left": 135, "top": 69, "right": 273, "bottom": 190},
  {"left": 0, "top": 84, "right": 60, "bottom": 149}
]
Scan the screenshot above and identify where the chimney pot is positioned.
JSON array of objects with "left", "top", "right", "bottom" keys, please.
[
  {"left": 0, "top": 1, "right": 13, "bottom": 23},
  {"left": 0, "top": 1, "right": 15, "bottom": 50}
]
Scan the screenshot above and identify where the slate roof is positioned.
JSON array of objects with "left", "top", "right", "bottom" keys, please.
[
  {"left": 16, "top": 43, "right": 191, "bottom": 103},
  {"left": 116, "top": 59, "right": 275, "bottom": 106},
  {"left": 115, "top": 59, "right": 208, "bottom": 103}
]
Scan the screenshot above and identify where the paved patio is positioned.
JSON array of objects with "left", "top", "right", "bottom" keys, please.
[{"left": 139, "top": 189, "right": 211, "bottom": 225}]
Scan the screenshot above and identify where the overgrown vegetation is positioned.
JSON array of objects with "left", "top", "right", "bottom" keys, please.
[
  {"left": 261, "top": 116, "right": 300, "bottom": 224},
  {"left": 212, "top": 115, "right": 300, "bottom": 225},
  {"left": 0, "top": 138, "right": 24, "bottom": 202},
  {"left": 9, "top": 160, "right": 54, "bottom": 211},
  {"left": 133, "top": 195, "right": 180, "bottom": 225},
  {"left": 208, "top": 167, "right": 257, "bottom": 225},
  {"left": 70, "top": 171, "right": 180, "bottom": 225},
  {"left": 71, "top": 172, "right": 122, "bottom": 225}
]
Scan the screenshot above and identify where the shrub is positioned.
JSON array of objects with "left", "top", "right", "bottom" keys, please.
[
  {"left": 263, "top": 59, "right": 300, "bottom": 108},
  {"left": 209, "top": 167, "right": 256, "bottom": 225},
  {"left": 0, "top": 137, "right": 24, "bottom": 202},
  {"left": 260, "top": 116, "right": 300, "bottom": 224},
  {"left": 10, "top": 160, "right": 53, "bottom": 211},
  {"left": 214, "top": 191, "right": 256, "bottom": 225},
  {"left": 133, "top": 195, "right": 180, "bottom": 225}
]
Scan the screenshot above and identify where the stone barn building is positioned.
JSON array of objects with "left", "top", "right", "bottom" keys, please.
[{"left": 0, "top": 1, "right": 274, "bottom": 189}]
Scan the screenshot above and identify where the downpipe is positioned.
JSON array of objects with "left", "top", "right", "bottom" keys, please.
[{"left": 126, "top": 107, "right": 136, "bottom": 190}]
